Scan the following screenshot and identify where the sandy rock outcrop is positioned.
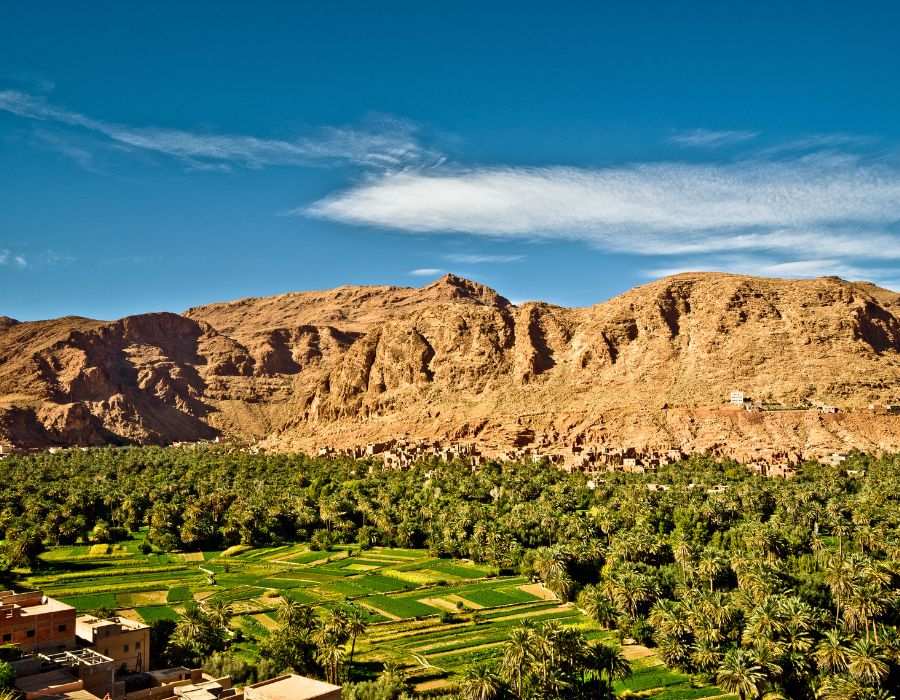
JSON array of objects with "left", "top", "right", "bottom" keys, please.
[{"left": 0, "top": 272, "right": 897, "bottom": 454}]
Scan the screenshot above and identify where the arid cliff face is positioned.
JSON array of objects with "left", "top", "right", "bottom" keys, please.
[{"left": 1, "top": 273, "right": 899, "bottom": 455}]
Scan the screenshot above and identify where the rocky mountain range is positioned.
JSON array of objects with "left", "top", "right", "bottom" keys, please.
[{"left": 1, "top": 272, "right": 899, "bottom": 456}]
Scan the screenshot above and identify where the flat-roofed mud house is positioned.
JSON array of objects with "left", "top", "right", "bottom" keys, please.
[{"left": 0, "top": 589, "right": 77, "bottom": 653}]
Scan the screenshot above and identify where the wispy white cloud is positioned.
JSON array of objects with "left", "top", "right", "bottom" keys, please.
[
  {"left": 0, "top": 250, "right": 26, "bottom": 268},
  {"left": 409, "top": 268, "right": 445, "bottom": 276},
  {"left": 0, "top": 90, "right": 439, "bottom": 170},
  {"left": 0, "top": 68, "right": 55, "bottom": 92},
  {"left": 307, "top": 157, "right": 900, "bottom": 263},
  {"left": 669, "top": 128, "right": 759, "bottom": 147},
  {"left": 444, "top": 253, "right": 525, "bottom": 264},
  {"left": 0, "top": 246, "right": 74, "bottom": 271}
]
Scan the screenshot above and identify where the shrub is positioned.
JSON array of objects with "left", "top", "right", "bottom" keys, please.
[
  {"left": 203, "top": 652, "right": 253, "bottom": 684},
  {"left": 0, "top": 645, "right": 22, "bottom": 663},
  {"left": 0, "top": 659, "right": 14, "bottom": 690},
  {"left": 309, "top": 530, "right": 333, "bottom": 551},
  {"left": 253, "top": 657, "right": 278, "bottom": 684}
]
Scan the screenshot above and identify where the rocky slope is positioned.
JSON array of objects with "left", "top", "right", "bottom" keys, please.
[{"left": 1, "top": 273, "right": 899, "bottom": 455}]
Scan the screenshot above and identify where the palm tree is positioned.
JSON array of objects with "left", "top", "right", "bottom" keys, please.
[
  {"left": 279, "top": 598, "right": 318, "bottom": 632},
  {"left": 691, "top": 641, "right": 722, "bottom": 676},
  {"left": 670, "top": 537, "right": 695, "bottom": 581},
  {"left": 814, "top": 630, "right": 850, "bottom": 675},
  {"left": 204, "top": 600, "right": 233, "bottom": 633},
  {"left": 742, "top": 597, "right": 785, "bottom": 647},
  {"left": 697, "top": 549, "right": 727, "bottom": 592},
  {"left": 175, "top": 604, "right": 209, "bottom": 647},
  {"left": 278, "top": 597, "right": 304, "bottom": 627},
  {"left": 314, "top": 607, "right": 349, "bottom": 650},
  {"left": 823, "top": 555, "right": 854, "bottom": 626},
  {"left": 459, "top": 663, "right": 503, "bottom": 700},
  {"left": 831, "top": 518, "right": 853, "bottom": 560},
  {"left": 604, "top": 565, "right": 656, "bottom": 621},
  {"left": 532, "top": 546, "right": 568, "bottom": 584},
  {"left": 315, "top": 635, "right": 344, "bottom": 686},
  {"left": 597, "top": 641, "right": 632, "bottom": 683},
  {"left": 343, "top": 605, "right": 368, "bottom": 681},
  {"left": 844, "top": 582, "right": 886, "bottom": 643},
  {"left": 698, "top": 590, "right": 737, "bottom": 631},
  {"left": 500, "top": 626, "right": 533, "bottom": 698},
  {"left": 717, "top": 648, "right": 766, "bottom": 700},
  {"left": 649, "top": 599, "right": 690, "bottom": 639},
  {"left": 578, "top": 585, "right": 617, "bottom": 629},
  {"left": 846, "top": 638, "right": 889, "bottom": 685}
]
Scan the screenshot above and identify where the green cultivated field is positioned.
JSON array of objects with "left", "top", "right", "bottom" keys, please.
[{"left": 25, "top": 537, "right": 726, "bottom": 696}]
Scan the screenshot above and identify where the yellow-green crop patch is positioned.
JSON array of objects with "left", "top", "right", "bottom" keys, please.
[
  {"left": 344, "top": 564, "right": 380, "bottom": 571},
  {"left": 116, "top": 590, "right": 168, "bottom": 607},
  {"left": 380, "top": 569, "right": 444, "bottom": 585}
]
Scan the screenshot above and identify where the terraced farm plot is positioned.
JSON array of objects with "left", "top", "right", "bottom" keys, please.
[
  {"left": 255, "top": 576, "right": 316, "bottom": 590},
  {"left": 26, "top": 539, "right": 722, "bottom": 697},
  {"left": 454, "top": 585, "right": 538, "bottom": 608},
  {"left": 116, "top": 590, "right": 168, "bottom": 607},
  {"left": 371, "top": 548, "right": 428, "bottom": 559},
  {"left": 281, "top": 590, "right": 320, "bottom": 604},
  {"left": 135, "top": 605, "right": 181, "bottom": 622},
  {"left": 278, "top": 549, "right": 336, "bottom": 564},
  {"left": 166, "top": 586, "right": 193, "bottom": 603},
  {"left": 61, "top": 592, "right": 117, "bottom": 612},
  {"left": 354, "top": 573, "right": 414, "bottom": 593},
  {"left": 613, "top": 657, "right": 730, "bottom": 699},
  {"left": 363, "top": 594, "right": 439, "bottom": 619},
  {"left": 354, "top": 601, "right": 601, "bottom": 678},
  {"left": 427, "top": 562, "right": 493, "bottom": 579}
]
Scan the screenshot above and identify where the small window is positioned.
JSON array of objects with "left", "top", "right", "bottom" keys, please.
[
  {"left": 26, "top": 629, "right": 35, "bottom": 638},
  {"left": 123, "top": 644, "right": 129, "bottom": 652},
  {"left": 135, "top": 642, "right": 141, "bottom": 650},
  {"left": 2, "top": 634, "right": 10, "bottom": 642},
  {"left": 104, "top": 649, "right": 109, "bottom": 656},
  {"left": 58, "top": 624, "right": 67, "bottom": 632}
]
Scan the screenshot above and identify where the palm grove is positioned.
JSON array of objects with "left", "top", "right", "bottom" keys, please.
[{"left": 1, "top": 447, "right": 899, "bottom": 699}]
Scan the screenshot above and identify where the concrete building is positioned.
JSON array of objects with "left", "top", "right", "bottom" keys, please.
[
  {"left": 14, "top": 667, "right": 101, "bottom": 700},
  {"left": 12, "top": 648, "right": 115, "bottom": 700},
  {"left": 76, "top": 616, "right": 150, "bottom": 673},
  {"left": 0, "top": 590, "right": 77, "bottom": 654},
  {"left": 244, "top": 674, "right": 341, "bottom": 700}
]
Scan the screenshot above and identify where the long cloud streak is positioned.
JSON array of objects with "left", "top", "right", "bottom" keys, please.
[
  {"left": 307, "top": 158, "right": 900, "bottom": 260},
  {"left": 0, "top": 90, "right": 437, "bottom": 169}
]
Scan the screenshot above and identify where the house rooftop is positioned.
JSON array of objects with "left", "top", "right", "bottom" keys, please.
[
  {"left": 14, "top": 668, "right": 102, "bottom": 700},
  {"left": 0, "top": 590, "right": 74, "bottom": 617},
  {"left": 76, "top": 614, "right": 148, "bottom": 632},
  {"left": 245, "top": 674, "right": 341, "bottom": 700}
]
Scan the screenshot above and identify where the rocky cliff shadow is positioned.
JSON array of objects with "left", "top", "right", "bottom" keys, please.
[{"left": 854, "top": 302, "right": 900, "bottom": 354}]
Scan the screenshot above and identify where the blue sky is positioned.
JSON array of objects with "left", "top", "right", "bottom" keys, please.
[{"left": 2, "top": 1, "right": 900, "bottom": 320}]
